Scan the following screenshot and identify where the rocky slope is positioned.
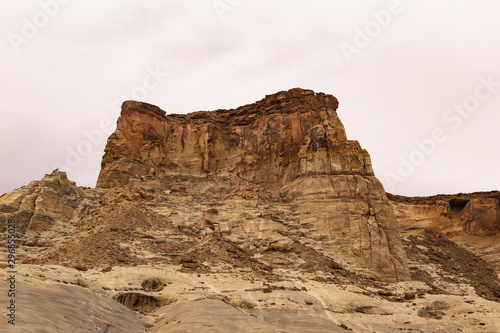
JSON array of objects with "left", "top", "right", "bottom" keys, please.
[
  {"left": 388, "top": 191, "right": 500, "bottom": 277},
  {"left": 1, "top": 89, "right": 499, "bottom": 332},
  {"left": 97, "top": 88, "right": 409, "bottom": 282},
  {"left": 387, "top": 192, "right": 500, "bottom": 237}
]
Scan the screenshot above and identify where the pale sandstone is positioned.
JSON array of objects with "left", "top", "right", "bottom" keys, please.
[{"left": 0, "top": 170, "right": 100, "bottom": 234}]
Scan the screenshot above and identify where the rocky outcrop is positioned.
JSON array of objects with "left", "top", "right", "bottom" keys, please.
[
  {"left": 388, "top": 191, "right": 500, "bottom": 236},
  {"left": 0, "top": 170, "right": 99, "bottom": 234},
  {"left": 97, "top": 88, "right": 371, "bottom": 188},
  {"left": 388, "top": 191, "right": 500, "bottom": 276},
  {"left": 3, "top": 89, "right": 500, "bottom": 332},
  {"left": 96, "top": 88, "right": 409, "bottom": 281},
  {"left": 461, "top": 198, "right": 500, "bottom": 236}
]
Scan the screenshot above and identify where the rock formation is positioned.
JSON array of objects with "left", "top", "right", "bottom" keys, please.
[
  {"left": 1, "top": 89, "right": 500, "bottom": 332},
  {"left": 0, "top": 170, "right": 99, "bottom": 234},
  {"left": 388, "top": 192, "right": 500, "bottom": 235},
  {"left": 388, "top": 191, "right": 500, "bottom": 276},
  {"left": 461, "top": 198, "right": 500, "bottom": 236},
  {"left": 97, "top": 88, "right": 409, "bottom": 281},
  {"left": 97, "top": 88, "right": 370, "bottom": 187}
]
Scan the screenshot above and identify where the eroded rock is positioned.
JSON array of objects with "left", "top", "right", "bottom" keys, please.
[
  {"left": 0, "top": 170, "right": 100, "bottom": 234},
  {"left": 461, "top": 198, "right": 500, "bottom": 236},
  {"left": 95, "top": 88, "right": 410, "bottom": 281}
]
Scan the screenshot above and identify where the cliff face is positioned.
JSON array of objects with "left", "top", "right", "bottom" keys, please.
[
  {"left": 388, "top": 191, "right": 500, "bottom": 274},
  {"left": 388, "top": 192, "right": 500, "bottom": 237},
  {"left": 97, "top": 88, "right": 372, "bottom": 188},
  {"left": 96, "top": 88, "right": 409, "bottom": 281},
  {"left": 2, "top": 89, "right": 500, "bottom": 332}
]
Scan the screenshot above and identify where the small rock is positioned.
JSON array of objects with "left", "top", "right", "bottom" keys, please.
[
  {"left": 404, "top": 293, "right": 416, "bottom": 300},
  {"left": 182, "top": 262, "right": 198, "bottom": 269},
  {"left": 377, "top": 290, "right": 394, "bottom": 296}
]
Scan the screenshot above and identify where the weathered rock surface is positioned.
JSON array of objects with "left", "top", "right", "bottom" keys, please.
[
  {"left": 388, "top": 191, "right": 500, "bottom": 274},
  {"left": 97, "top": 88, "right": 368, "bottom": 188},
  {"left": 2, "top": 264, "right": 499, "bottom": 332},
  {"left": 96, "top": 88, "right": 409, "bottom": 281},
  {"left": 0, "top": 170, "right": 100, "bottom": 234},
  {"left": 0, "top": 278, "right": 147, "bottom": 332},
  {"left": 461, "top": 198, "right": 500, "bottom": 236},
  {"left": 388, "top": 191, "right": 500, "bottom": 235},
  {"left": 2, "top": 89, "right": 500, "bottom": 332}
]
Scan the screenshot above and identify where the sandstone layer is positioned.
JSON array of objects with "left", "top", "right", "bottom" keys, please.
[
  {"left": 388, "top": 191, "right": 500, "bottom": 276},
  {"left": 1, "top": 263, "right": 499, "bottom": 332},
  {"left": 388, "top": 191, "right": 500, "bottom": 237},
  {"left": 1, "top": 89, "right": 500, "bottom": 332},
  {"left": 0, "top": 170, "right": 100, "bottom": 235},
  {"left": 97, "top": 88, "right": 366, "bottom": 188},
  {"left": 96, "top": 88, "right": 409, "bottom": 281}
]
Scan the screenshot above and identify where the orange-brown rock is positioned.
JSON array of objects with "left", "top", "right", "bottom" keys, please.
[
  {"left": 4, "top": 90, "right": 500, "bottom": 332},
  {"left": 97, "top": 88, "right": 372, "bottom": 188},
  {"left": 388, "top": 191, "right": 500, "bottom": 236},
  {"left": 96, "top": 88, "right": 410, "bottom": 281},
  {"left": 461, "top": 198, "right": 500, "bottom": 236},
  {"left": 388, "top": 191, "right": 500, "bottom": 274}
]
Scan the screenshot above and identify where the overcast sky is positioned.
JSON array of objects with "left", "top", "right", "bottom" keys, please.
[{"left": 1, "top": 0, "right": 499, "bottom": 196}]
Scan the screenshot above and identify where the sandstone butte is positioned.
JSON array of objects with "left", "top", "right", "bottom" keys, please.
[
  {"left": 97, "top": 87, "right": 410, "bottom": 282},
  {"left": 1, "top": 88, "right": 499, "bottom": 333}
]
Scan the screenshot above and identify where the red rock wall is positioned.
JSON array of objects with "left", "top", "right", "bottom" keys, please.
[{"left": 97, "top": 89, "right": 373, "bottom": 189}]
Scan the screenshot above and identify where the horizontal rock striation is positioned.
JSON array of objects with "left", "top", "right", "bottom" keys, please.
[
  {"left": 96, "top": 88, "right": 410, "bottom": 281},
  {"left": 388, "top": 191, "right": 500, "bottom": 236},
  {"left": 97, "top": 88, "right": 372, "bottom": 188}
]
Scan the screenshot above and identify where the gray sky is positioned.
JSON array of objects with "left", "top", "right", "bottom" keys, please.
[{"left": 2, "top": 0, "right": 500, "bottom": 196}]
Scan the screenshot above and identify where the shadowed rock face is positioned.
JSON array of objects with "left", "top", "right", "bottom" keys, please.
[
  {"left": 461, "top": 198, "right": 500, "bottom": 236},
  {"left": 115, "top": 293, "right": 163, "bottom": 312},
  {"left": 388, "top": 191, "right": 500, "bottom": 239},
  {"left": 96, "top": 88, "right": 410, "bottom": 282}
]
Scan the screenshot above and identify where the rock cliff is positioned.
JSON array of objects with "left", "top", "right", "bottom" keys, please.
[
  {"left": 96, "top": 88, "right": 409, "bottom": 281},
  {"left": 1, "top": 89, "right": 500, "bottom": 332},
  {"left": 388, "top": 191, "right": 500, "bottom": 275},
  {"left": 97, "top": 88, "right": 370, "bottom": 187}
]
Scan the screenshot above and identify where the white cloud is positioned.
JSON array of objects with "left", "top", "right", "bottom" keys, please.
[{"left": 1, "top": 0, "right": 499, "bottom": 196}]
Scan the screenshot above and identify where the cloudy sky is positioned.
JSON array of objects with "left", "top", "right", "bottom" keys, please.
[{"left": 2, "top": 0, "right": 499, "bottom": 196}]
